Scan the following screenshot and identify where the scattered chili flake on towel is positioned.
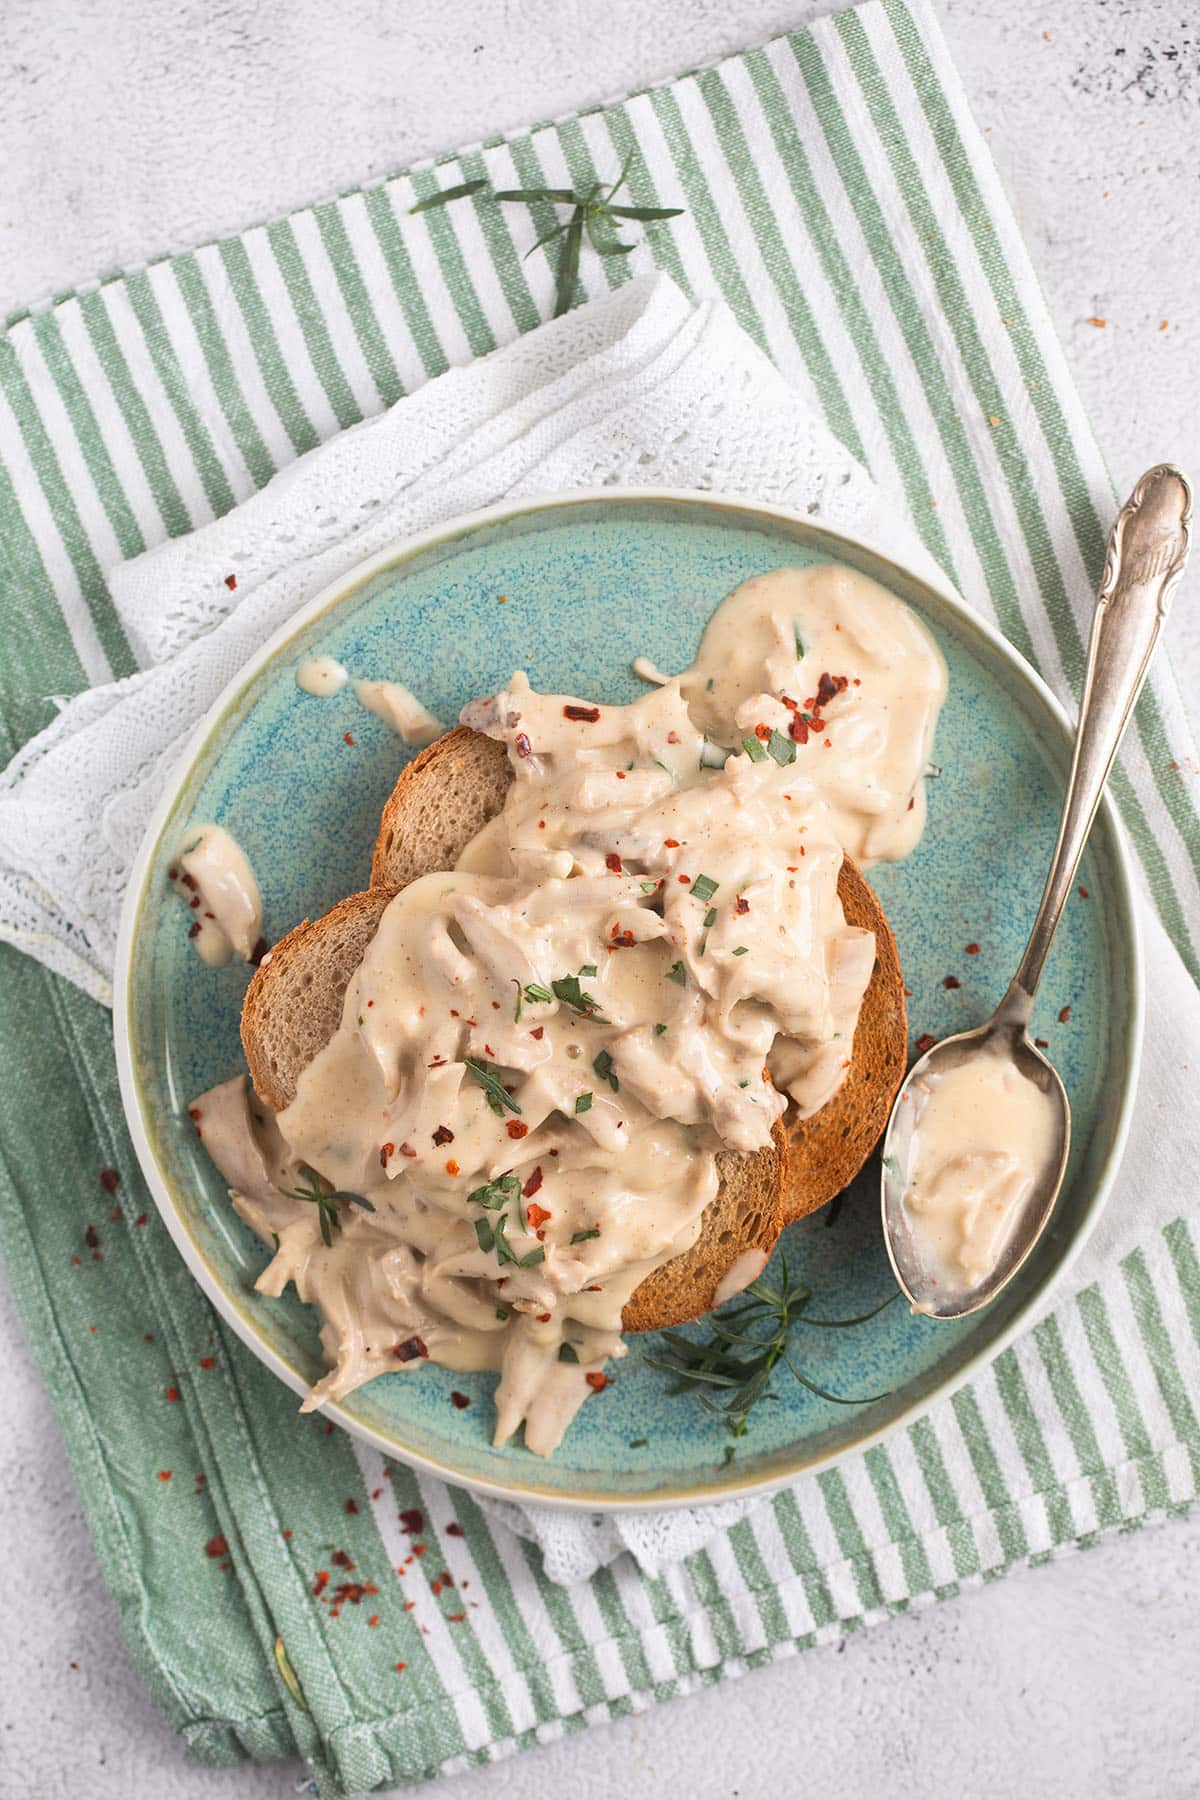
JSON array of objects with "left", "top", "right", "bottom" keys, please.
[
  {"left": 446, "top": 1522, "right": 465, "bottom": 1537},
  {"left": 943, "top": 975, "right": 961, "bottom": 989},
  {"left": 965, "top": 942, "right": 981, "bottom": 955},
  {"left": 345, "top": 1498, "right": 359, "bottom": 1515},
  {"left": 399, "top": 1509, "right": 424, "bottom": 1535},
  {"left": 206, "top": 1536, "right": 228, "bottom": 1559},
  {"left": 224, "top": 573, "right": 238, "bottom": 590},
  {"left": 99, "top": 1168, "right": 120, "bottom": 1191},
  {"left": 1058, "top": 1005, "right": 1072, "bottom": 1023},
  {"left": 915, "top": 1033, "right": 937, "bottom": 1055}
]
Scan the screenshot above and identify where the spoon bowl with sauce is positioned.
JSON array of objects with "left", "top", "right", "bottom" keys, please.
[{"left": 882, "top": 464, "right": 1192, "bottom": 1320}]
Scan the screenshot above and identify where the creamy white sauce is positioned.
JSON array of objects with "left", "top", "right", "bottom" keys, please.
[
  {"left": 896, "top": 1049, "right": 1059, "bottom": 1295},
  {"left": 170, "top": 825, "right": 262, "bottom": 966},
  {"left": 296, "top": 656, "right": 349, "bottom": 696},
  {"left": 631, "top": 656, "right": 671, "bottom": 686},
  {"left": 713, "top": 1248, "right": 769, "bottom": 1307},
  {"left": 195, "top": 564, "right": 946, "bottom": 1452},
  {"left": 354, "top": 679, "right": 443, "bottom": 746}
]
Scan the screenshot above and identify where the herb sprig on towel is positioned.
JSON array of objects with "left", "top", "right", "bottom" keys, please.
[{"left": 410, "top": 154, "right": 684, "bottom": 316}]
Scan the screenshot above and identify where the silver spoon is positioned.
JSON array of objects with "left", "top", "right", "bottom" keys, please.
[{"left": 882, "top": 464, "right": 1193, "bottom": 1319}]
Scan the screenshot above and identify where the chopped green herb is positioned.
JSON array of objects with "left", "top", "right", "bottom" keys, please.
[
  {"left": 767, "top": 728, "right": 796, "bottom": 766},
  {"left": 691, "top": 873, "right": 719, "bottom": 902},
  {"left": 357, "top": 1015, "right": 363, "bottom": 1026},
  {"left": 731, "top": 945, "right": 749, "bottom": 956},
  {"left": 654, "top": 1022, "right": 668, "bottom": 1035},
  {"left": 704, "top": 907, "right": 717, "bottom": 928},
  {"left": 738, "top": 1079, "right": 750, "bottom": 1088},
  {"left": 281, "top": 1177, "right": 375, "bottom": 1249},
  {"left": 571, "top": 1227, "right": 601, "bottom": 1244},
  {"left": 552, "top": 973, "right": 606, "bottom": 1019},
  {"left": 574, "top": 1092, "right": 593, "bottom": 1114},
  {"left": 558, "top": 1343, "right": 580, "bottom": 1364},
  {"left": 742, "top": 734, "right": 768, "bottom": 763},
  {"left": 629, "top": 1437, "right": 648, "bottom": 1448},
  {"left": 640, "top": 880, "right": 659, "bottom": 894},
  {"left": 666, "top": 960, "right": 687, "bottom": 986},
  {"left": 493, "top": 1212, "right": 515, "bottom": 1265},
  {"left": 523, "top": 983, "right": 555, "bottom": 1009},
  {"left": 512, "top": 980, "right": 523, "bottom": 1023},
  {"left": 881, "top": 1154, "right": 900, "bottom": 1177},
  {"left": 794, "top": 623, "right": 805, "bottom": 659},
  {"left": 464, "top": 1057, "right": 521, "bottom": 1116},
  {"left": 473, "top": 1218, "right": 495, "bottom": 1254},
  {"left": 593, "top": 1049, "right": 619, "bottom": 1093},
  {"left": 518, "top": 1245, "right": 547, "bottom": 1268},
  {"left": 496, "top": 1308, "right": 509, "bottom": 1322},
  {"left": 468, "top": 1172, "right": 521, "bottom": 1211}
]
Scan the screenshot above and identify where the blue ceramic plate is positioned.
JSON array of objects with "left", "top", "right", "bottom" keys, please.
[{"left": 114, "top": 492, "right": 1141, "bottom": 1509}]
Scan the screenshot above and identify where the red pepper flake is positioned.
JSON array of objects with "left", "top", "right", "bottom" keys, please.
[
  {"left": 1078, "top": 886, "right": 1089, "bottom": 899},
  {"left": 943, "top": 975, "right": 961, "bottom": 990},
  {"left": 394, "top": 1337, "right": 429, "bottom": 1363},
  {"left": 157, "top": 1470, "right": 172, "bottom": 1482},
  {"left": 1058, "top": 1005, "right": 1072, "bottom": 1023},
  {"left": 400, "top": 1509, "right": 424, "bottom": 1535},
  {"left": 907, "top": 797, "right": 915, "bottom": 811},
  {"left": 536, "top": 1312, "right": 552, "bottom": 1323},
  {"left": 1035, "top": 1037, "right": 1049, "bottom": 1048},
  {"left": 664, "top": 838, "right": 680, "bottom": 848},
  {"left": 343, "top": 732, "right": 356, "bottom": 746},
  {"left": 224, "top": 573, "right": 237, "bottom": 590},
  {"left": 815, "top": 671, "right": 849, "bottom": 709},
  {"left": 615, "top": 770, "right": 626, "bottom": 780},
  {"left": 585, "top": 1372, "right": 609, "bottom": 1392},
  {"left": 324, "top": 1421, "right": 334, "bottom": 1435},
  {"left": 754, "top": 722, "right": 771, "bottom": 741},
  {"left": 445, "top": 1159, "right": 460, "bottom": 1177},
  {"left": 198, "top": 1356, "right": 215, "bottom": 1370},
  {"left": 526, "top": 1202, "right": 551, "bottom": 1229},
  {"left": 187, "top": 922, "right": 201, "bottom": 939},
  {"left": 180, "top": 872, "right": 198, "bottom": 892},
  {"left": 379, "top": 1143, "right": 394, "bottom": 1169},
  {"left": 399, "top": 1142, "right": 417, "bottom": 1158},
  {"left": 446, "top": 1522, "right": 465, "bottom": 1537},
  {"left": 70, "top": 1254, "right": 81, "bottom": 1266},
  {"left": 84, "top": 1224, "right": 100, "bottom": 1249},
  {"left": 109, "top": 1206, "right": 121, "bottom": 1223},
  {"left": 522, "top": 1166, "right": 544, "bottom": 1200},
  {"left": 395, "top": 1662, "right": 407, "bottom": 1673},
  {"left": 678, "top": 873, "right": 691, "bottom": 884},
  {"left": 135, "top": 1212, "right": 148, "bottom": 1226},
  {"left": 915, "top": 1033, "right": 937, "bottom": 1055},
  {"left": 530, "top": 1025, "right": 544, "bottom": 1040},
  {"left": 506, "top": 1120, "right": 529, "bottom": 1140},
  {"left": 332, "top": 1549, "right": 355, "bottom": 1570},
  {"left": 282, "top": 1528, "right": 292, "bottom": 1540},
  {"left": 165, "top": 1386, "right": 179, "bottom": 1402},
  {"left": 313, "top": 1570, "right": 330, "bottom": 1597},
  {"left": 965, "top": 942, "right": 981, "bottom": 955},
  {"left": 206, "top": 1535, "right": 228, "bottom": 1559},
  {"left": 432, "top": 1125, "right": 454, "bottom": 1146},
  {"left": 99, "top": 1167, "right": 120, "bottom": 1192},
  {"left": 447, "top": 1612, "right": 466, "bottom": 1623},
  {"left": 450, "top": 1391, "right": 471, "bottom": 1410},
  {"left": 563, "top": 704, "right": 601, "bottom": 723},
  {"left": 515, "top": 732, "right": 532, "bottom": 757},
  {"left": 345, "top": 1498, "right": 359, "bottom": 1515},
  {"left": 789, "top": 713, "right": 810, "bottom": 745},
  {"left": 413, "top": 1543, "right": 428, "bottom": 1557},
  {"left": 605, "top": 852, "right": 623, "bottom": 873},
  {"left": 368, "top": 1615, "right": 380, "bottom": 1628},
  {"left": 735, "top": 895, "right": 750, "bottom": 915}
]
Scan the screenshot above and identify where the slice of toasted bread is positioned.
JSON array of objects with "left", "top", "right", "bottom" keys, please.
[
  {"left": 371, "top": 727, "right": 907, "bottom": 1223},
  {"left": 242, "top": 882, "right": 785, "bottom": 1332}
]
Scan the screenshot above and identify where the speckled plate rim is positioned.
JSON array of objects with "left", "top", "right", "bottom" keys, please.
[{"left": 113, "top": 487, "right": 1143, "bottom": 1513}]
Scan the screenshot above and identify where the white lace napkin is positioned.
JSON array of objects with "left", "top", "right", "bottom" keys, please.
[{"left": 3, "top": 272, "right": 1195, "bottom": 1582}]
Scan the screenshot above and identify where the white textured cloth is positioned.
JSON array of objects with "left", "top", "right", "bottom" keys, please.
[{"left": 2, "top": 274, "right": 1197, "bottom": 1583}]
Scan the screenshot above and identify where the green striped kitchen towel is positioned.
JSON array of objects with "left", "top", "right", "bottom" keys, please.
[{"left": 1, "top": 1, "right": 1199, "bottom": 1794}]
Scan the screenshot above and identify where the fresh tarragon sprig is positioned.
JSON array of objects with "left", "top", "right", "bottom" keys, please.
[
  {"left": 410, "top": 153, "right": 683, "bottom": 316},
  {"left": 643, "top": 1253, "right": 895, "bottom": 1444},
  {"left": 281, "top": 1172, "right": 375, "bottom": 1248}
]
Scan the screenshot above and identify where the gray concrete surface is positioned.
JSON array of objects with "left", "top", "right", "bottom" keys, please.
[{"left": 2, "top": 2, "right": 1198, "bottom": 1796}]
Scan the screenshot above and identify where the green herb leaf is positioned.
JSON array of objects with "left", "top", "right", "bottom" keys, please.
[
  {"left": 570, "top": 1227, "right": 601, "bottom": 1244},
  {"left": 666, "top": 960, "right": 686, "bottom": 986},
  {"left": 704, "top": 907, "right": 717, "bottom": 928},
  {"left": 593, "top": 1049, "right": 619, "bottom": 1093},
  {"left": 732, "top": 945, "right": 749, "bottom": 956},
  {"left": 578, "top": 963, "right": 598, "bottom": 978},
  {"left": 767, "top": 728, "right": 797, "bottom": 766},
  {"left": 492, "top": 185, "right": 576, "bottom": 204},
  {"left": 492, "top": 1212, "right": 515, "bottom": 1265},
  {"left": 512, "top": 980, "right": 523, "bottom": 1023},
  {"left": 640, "top": 880, "right": 659, "bottom": 894},
  {"left": 574, "top": 1092, "right": 593, "bottom": 1114},
  {"left": 606, "top": 204, "right": 686, "bottom": 221},
  {"left": 654, "top": 1022, "right": 668, "bottom": 1035},
  {"left": 794, "top": 623, "right": 805, "bottom": 659},
  {"left": 518, "top": 1245, "right": 547, "bottom": 1268},
  {"left": 468, "top": 1172, "right": 521, "bottom": 1211},
  {"left": 551, "top": 973, "right": 606, "bottom": 1020},
  {"left": 495, "top": 1308, "right": 509, "bottom": 1321},
  {"left": 691, "top": 873, "right": 719, "bottom": 902},
  {"left": 629, "top": 1436, "right": 648, "bottom": 1448},
  {"left": 523, "top": 982, "right": 555, "bottom": 1005},
  {"left": 742, "top": 734, "right": 768, "bottom": 763},
  {"left": 585, "top": 211, "right": 635, "bottom": 257},
  {"left": 738, "top": 1079, "right": 750, "bottom": 1088},
  {"left": 473, "top": 1218, "right": 495, "bottom": 1254},
  {"left": 558, "top": 1343, "right": 580, "bottom": 1363},
  {"left": 409, "top": 178, "right": 488, "bottom": 213},
  {"left": 553, "top": 208, "right": 584, "bottom": 317},
  {"left": 464, "top": 1058, "right": 521, "bottom": 1116}
]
